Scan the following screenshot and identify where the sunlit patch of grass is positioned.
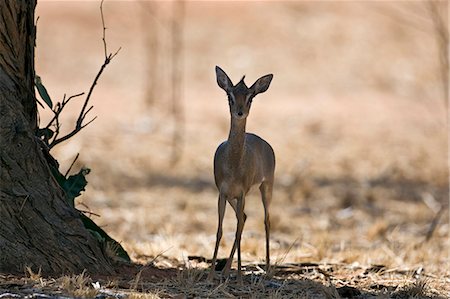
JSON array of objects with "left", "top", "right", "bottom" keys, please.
[
  {"left": 127, "top": 290, "right": 163, "bottom": 299},
  {"left": 25, "top": 266, "right": 42, "bottom": 282},
  {"left": 58, "top": 270, "right": 98, "bottom": 298},
  {"left": 24, "top": 266, "right": 47, "bottom": 288}
]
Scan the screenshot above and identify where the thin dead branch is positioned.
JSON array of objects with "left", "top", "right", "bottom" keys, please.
[
  {"left": 76, "top": 202, "right": 101, "bottom": 218},
  {"left": 43, "top": 92, "right": 84, "bottom": 146},
  {"left": 45, "top": 93, "right": 85, "bottom": 130},
  {"left": 78, "top": 209, "right": 101, "bottom": 218},
  {"left": 77, "top": 0, "right": 121, "bottom": 127},
  {"left": 47, "top": 0, "right": 120, "bottom": 149},
  {"left": 64, "top": 153, "right": 80, "bottom": 177}
]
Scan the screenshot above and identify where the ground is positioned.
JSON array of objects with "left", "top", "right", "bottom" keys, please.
[{"left": 2, "top": 1, "right": 449, "bottom": 298}]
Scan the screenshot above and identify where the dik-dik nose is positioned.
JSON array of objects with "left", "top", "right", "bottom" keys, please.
[{"left": 238, "top": 111, "right": 243, "bottom": 116}]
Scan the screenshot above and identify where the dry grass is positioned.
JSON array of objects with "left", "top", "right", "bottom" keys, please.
[
  {"left": 58, "top": 271, "right": 99, "bottom": 298},
  {"left": 2, "top": 264, "right": 447, "bottom": 298},
  {"left": 2, "top": 1, "right": 449, "bottom": 298},
  {"left": 127, "top": 292, "right": 164, "bottom": 299}
]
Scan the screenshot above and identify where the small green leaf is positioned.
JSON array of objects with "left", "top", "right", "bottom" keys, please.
[
  {"left": 87, "top": 229, "right": 105, "bottom": 243},
  {"left": 35, "top": 75, "right": 53, "bottom": 109},
  {"left": 82, "top": 214, "right": 131, "bottom": 262},
  {"left": 48, "top": 162, "right": 130, "bottom": 262},
  {"left": 63, "top": 168, "right": 90, "bottom": 207}
]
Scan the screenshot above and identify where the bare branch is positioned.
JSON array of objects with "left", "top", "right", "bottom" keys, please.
[
  {"left": 49, "top": 121, "right": 90, "bottom": 149},
  {"left": 65, "top": 92, "right": 86, "bottom": 104},
  {"left": 78, "top": 209, "right": 101, "bottom": 218},
  {"left": 100, "top": 0, "right": 122, "bottom": 61},
  {"left": 100, "top": 0, "right": 108, "bottom": 59},
  {"left": 64, "top": 153, "right": 80, "bottom": 177},
  {"left": 81, "top": 116, "right": 97, "bottom": 129},
  {"left": 76, "top": 62, "right": 107, "bottom": 127},
  {"left": 75, "top": 201, "right": 101, "bottom": 218},
  {"left": 51, "top": 113, "right": 61, "bottom": 143},
  {"left": 44, "top": 92, "right": 84, "bottom": 130},
  {"left": 110, "top": 46, "right": 122, "bottom": 61},
  {"left": 75, "top": 0, "right": 120, "bottom": 129},
  {"left": 48, "top": 0, "right": 120, "bottom": 150},
  {"left": 85, "top": 105, "right": 94, "bottom": 117}
]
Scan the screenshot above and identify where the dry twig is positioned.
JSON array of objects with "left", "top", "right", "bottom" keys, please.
[{"left": 47, "top": 0, "right": 121, "bottom": 149}]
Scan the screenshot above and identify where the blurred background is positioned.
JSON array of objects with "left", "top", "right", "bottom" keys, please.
[{"left": 36, "top": 0, "right": 448, "bottom": 277}]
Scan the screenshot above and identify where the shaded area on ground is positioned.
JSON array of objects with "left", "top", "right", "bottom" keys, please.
[{"left": 1, "top": 260, "right": 447, "bottom": 298}]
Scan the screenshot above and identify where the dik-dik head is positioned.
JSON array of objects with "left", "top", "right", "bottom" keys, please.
[{"left": 215, "top": 66, "right": 273, "bottom": 120}]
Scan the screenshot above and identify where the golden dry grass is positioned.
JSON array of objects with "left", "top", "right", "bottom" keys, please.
[
  {"left": 1, "top": 264, "right": 447, "bottom": 298},
  {"left": 3, "top": 1, "right": 449, "bottom": 298}
]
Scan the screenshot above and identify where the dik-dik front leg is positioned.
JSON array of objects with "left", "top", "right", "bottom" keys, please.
[
  {"left": 208, "top": 194, "right": 226, "bottom": 281},
  {"left": 223, "top": 196, "right": 246, "bottom": 283}
]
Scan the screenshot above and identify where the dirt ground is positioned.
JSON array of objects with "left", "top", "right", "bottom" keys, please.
[{"left": 4, "top": 1, "right": 450, "bottom": 298}]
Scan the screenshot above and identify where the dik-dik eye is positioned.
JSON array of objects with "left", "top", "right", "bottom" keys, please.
[{"left": 228, "top": 94, "right": 235, "bottom": 105}]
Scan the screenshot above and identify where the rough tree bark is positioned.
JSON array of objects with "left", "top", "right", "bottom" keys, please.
[{"left": 0, "top": 0, "right": 113, "bottom": 275}]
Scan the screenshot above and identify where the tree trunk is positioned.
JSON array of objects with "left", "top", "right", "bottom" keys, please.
[{"left": 0, "top": 0, "right": 113, "bottom": 275}]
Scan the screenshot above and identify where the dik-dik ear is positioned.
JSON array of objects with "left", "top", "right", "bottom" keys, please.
[
  {"left": 215, "top": 66, "right": 233, "bottom": 92},
  {"left": 250, "top": 74, "right": 273, "bottom": 95}
]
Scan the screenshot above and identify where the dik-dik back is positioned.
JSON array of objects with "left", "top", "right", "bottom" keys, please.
[{"left": 214, "top": 133, "right": 275, "bottom": 196}]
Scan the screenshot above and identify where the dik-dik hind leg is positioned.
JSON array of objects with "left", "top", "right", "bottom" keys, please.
[
  {"left": 260, "top": 181, "right": 273, "bottom": 271},
  {"left": 208, "top": 194, "right": 227, "bottom": 281},
  {"left": 223, "top": 197, "right": 246, "bottom": 283}
]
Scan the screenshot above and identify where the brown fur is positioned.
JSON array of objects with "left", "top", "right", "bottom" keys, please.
[{"left": 208, "top": 66, "right": 275, "bottom": 283}]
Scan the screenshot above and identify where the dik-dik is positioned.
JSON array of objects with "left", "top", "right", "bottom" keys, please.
[{"left": 208, "top": 66, "right": 275, "bottom": 283}]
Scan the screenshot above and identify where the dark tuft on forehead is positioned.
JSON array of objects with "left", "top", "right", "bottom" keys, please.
[{"left": 233, "top": 75, "right": 248, "bottom": 93}]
